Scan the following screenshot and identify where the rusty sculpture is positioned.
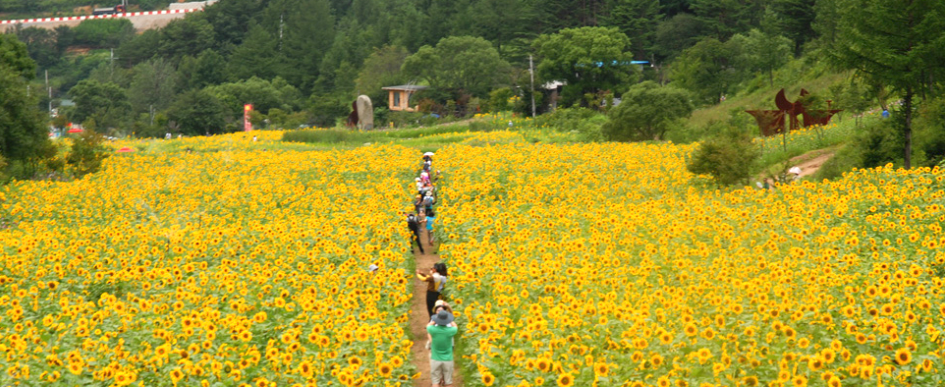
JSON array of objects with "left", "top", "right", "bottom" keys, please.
[{"left": 746, "top": 89, "right": 841, "bottom": 137}]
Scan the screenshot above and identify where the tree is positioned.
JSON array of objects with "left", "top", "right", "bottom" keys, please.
[
  {"left": 689, "top": 0, "right": 759, "bottom": 41},
  {"left": 602, "top": 81, "right": 693, "bottom": 141},
  {"left": 652, "top": 13, "right": 707, "bottom": 61},
  {"left": 469, "top": 0, "right": 537, "bottom": 58},
  {"left": 602, "top": 0, "right": 661, "bottom": 59},
  {"left": 0, "top": 35, "right": 52, "bottom": 168},
  {"left": 66, "top": 130, "right": 111, "bottom": 178},
  {"left": 533, "top": 27, "right": 637, "bottom": 107},
  {"left": 69, "top": 79, "right": 131, "bottom": 130},
  {"left": 128, "top": 58, "right": 178, "bottom": 114},
  {"left": 769, "top": 0, "right": 816, "bottom": 56},
  {"left": 179, "top": 49, "right": 227, "bottom": 90},
  {"left": 227, "top": 24, "right": 281, "bottom": 81},
  {"left": 355, "top": 45, "right": 409, "bottom": 100},
  {"left": 14, "top": 27, "right": 60, "bottom": 70},
  {"left": 157, "top": 17, "right": 215, "bottom": 59},
  {"left": 828, "top": 0, "right": 945, "bottom": 169},
  {"left": 669, "top": 37, "right": 744, "bottom": 104},
  {"left": 280, "top": 0, "right": 335, "bottom": 92},
  {"left": 205, "top": 77, "right": 303, "bottom": 120},
  {"left": 168, "top": 89, "right": 227, "bottom": 136},
  {"left": 0, "top": 33, "right": 37, "bottom": 79},
  {"left": 741, "top": 29, "right": 792, "bottom": 86},
  {"left": 402, "top": 36, "right": 510, "bottom": 97}
]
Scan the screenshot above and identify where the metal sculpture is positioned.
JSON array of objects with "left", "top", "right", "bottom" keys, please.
[{"left": 746, "top": 89, "right": 841, "bottom": 137}]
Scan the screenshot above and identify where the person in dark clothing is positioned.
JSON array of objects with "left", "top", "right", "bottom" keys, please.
[
  {"left": 407, "top": 213, "right": 424, "bottom": 253},
  {"left": 414, "top": 195, "right": 424, "bottom": 216},
  {"left": 417, "top": 267, "right": 439, "bottom": 316}
]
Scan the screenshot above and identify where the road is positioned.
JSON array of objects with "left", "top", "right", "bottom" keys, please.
[{"left": 0, "top": 1, "right": 215, "bottom": 33}]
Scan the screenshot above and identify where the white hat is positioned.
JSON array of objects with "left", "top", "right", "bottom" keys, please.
[
  {"left": 368, "top": 264, "right": 379, "bottom": 272},
  {"left": 415, "top": 177, "right": 420, "bottom": 181}
]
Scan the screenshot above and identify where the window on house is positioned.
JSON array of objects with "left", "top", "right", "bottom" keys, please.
[{"left": 393, "top": 91, "right": 401, "bottom": 107}]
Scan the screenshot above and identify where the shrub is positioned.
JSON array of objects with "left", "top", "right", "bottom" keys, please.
[
  {"left": 687, "top": 128, "right": 759, "bottom": 186},
  {"left": 488, "top": 88, "right": 514, "bottom": 112},
  {"left": 602, "top": 81, "right": 693, "bottom": 141},
  {"left": 66, "top": 130, "right": 111, "bottom": 178}
]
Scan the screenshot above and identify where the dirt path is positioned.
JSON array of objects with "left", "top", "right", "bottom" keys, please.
[
  {"left": 409, "top": 230, "right": 462, "bottom": 387},
  {"left": 790, "top": 148, "right": 836, "bottom": 178}
]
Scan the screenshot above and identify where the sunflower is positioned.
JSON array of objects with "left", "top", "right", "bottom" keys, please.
[
  {"left": 556, "top": 373, "right": 574, "bottom": 387},
  {"left": 482, "top": 372, "right": 495, "bottom": 386},
  {"left": 895, "top": 348, "right": 912, "bottom": 365},
  {"left": 378, "top": 363, "right": 392, "bottom": 378}
]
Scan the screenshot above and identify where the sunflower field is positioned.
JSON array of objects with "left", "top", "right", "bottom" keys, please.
[
  {"left": 434, "top": 142, "right": 945, "bottom": 387},
  {"left": 3, "top": 126, "right": 945, "bottom": 387},
  {"left": 0, "top": 143, "right": 419, "bottom": 386}
]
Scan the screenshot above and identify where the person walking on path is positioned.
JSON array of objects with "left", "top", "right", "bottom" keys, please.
[
  {"left": 427, "top": 310, "right": 458, "bottom": 387},
  {"left": 417, "top": 267, "right": 440, "bottom": 316},
  {"left": 414, "top": 195, "right": 425, "bottom": 216},
  {"left": 426, "top": 209, "right": 436, "bottom": 245},
  {"left": 426, "top": 301, "right": 455, "bottom": 350},
  {"left": 407, "top": 213, "right": 424, "bottom": 254}
]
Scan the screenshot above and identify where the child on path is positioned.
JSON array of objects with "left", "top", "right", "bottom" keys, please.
[{"left": 426, "top": 209, "right": 436, "bottom": 245}]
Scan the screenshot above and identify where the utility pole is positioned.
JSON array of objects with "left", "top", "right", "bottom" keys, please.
[
  {"left": 279, "top": 13, "right": 284, "bottom": 50},
  {"left": 46, "top": 70, "right": 52, "bottom": 116},
  {"left": 109, "top": 49, "right": 119, "bottom": 81},
  {"left": 150, "top": 104, "right": 154, "bottom": 126},
  {"left": 529, "top": 55, "right": 536, "bottom": 118}
]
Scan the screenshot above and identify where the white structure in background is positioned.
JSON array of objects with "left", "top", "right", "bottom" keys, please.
[{"left": 168, "top": 1, "right": 219, "bottom": 11}]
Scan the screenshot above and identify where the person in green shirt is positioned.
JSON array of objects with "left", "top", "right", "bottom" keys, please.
[{"left": 427, "top": 310, "right": 458, "bottom": 387}]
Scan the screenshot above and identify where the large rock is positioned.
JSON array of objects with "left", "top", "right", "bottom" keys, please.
[{"left": 356, "top": 95, "right": 374, "bottom": 130}]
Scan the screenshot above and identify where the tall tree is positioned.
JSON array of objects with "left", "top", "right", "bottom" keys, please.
[
  {"left": 828, "top": 0, "right": 945, "bottom": 169},
  {"left": 690, "top": 0, "right": 761, "bottom": 40},
  {"left": 128, "top": 58, "right": 178, "bottom": 114},
  {"left": 669, "top": 36, "right": 744, "bottom": 104},
  {"left": 741, "top": 29, "right": 792, "bottom": 86},
  {"left": 469, "top": 0, "right": 537, "bottom": 59},
  {"left": 770, "top": 0, "right": 816, "bottom": 56},
  {"left": 168, "top": 89, "right": 227, "bottom": 136},
  {"left": 69, "top": 79, "right": 131, "bottom": 130},
  {"left": 652, "top": 13, "right": 707, "bottom": 61},
  {"left": 280, "top": 0, "right": 335, "bottom": 93},
  {"left": 355, "top": 45, "right": 409, "bottom": 99},
  {"left": 0, "top": 34, "right": 50, "bottom": 163},
  {"left": 227, "top": 24, "right": 282, "bottom": 81},
  {"left": 602, "top": 0, "right": 661, "bottom": 59},
  {"left": 533, "top": 26, "right": 637, "bottom": 106}
]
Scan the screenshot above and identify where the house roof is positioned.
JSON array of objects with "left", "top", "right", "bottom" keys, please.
[{"left": 382, "top": 85, "right": 428, "bottom": 91}]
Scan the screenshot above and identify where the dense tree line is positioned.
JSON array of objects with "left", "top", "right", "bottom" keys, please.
[
  {"left": 4, "top": 0, "right": 839, "bottom": 135},
  {"left": 0, "top": 0, "right": 943, "bottom": 173}
]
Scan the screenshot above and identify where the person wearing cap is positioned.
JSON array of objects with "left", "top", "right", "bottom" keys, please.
[
  {"left": 415, "top": 177, "right": 423, "bottom": 194},
  {"left": 407, "top": 213, "right": 424, "bottom": 254},
  {"left": 427, "top": 310, "right": 457, "bottom": 387},
  {"left": 426, "top": 301, "right": 455, "bottom": 350}
]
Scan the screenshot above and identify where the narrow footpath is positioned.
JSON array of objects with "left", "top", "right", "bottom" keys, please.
[{"left": 409, "top": 229, "right": 463, "bottom": 387}]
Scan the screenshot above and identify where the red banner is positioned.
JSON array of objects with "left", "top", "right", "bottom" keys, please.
[{"left": 244, "top": 104, "right": 253, "bottom": 132}]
